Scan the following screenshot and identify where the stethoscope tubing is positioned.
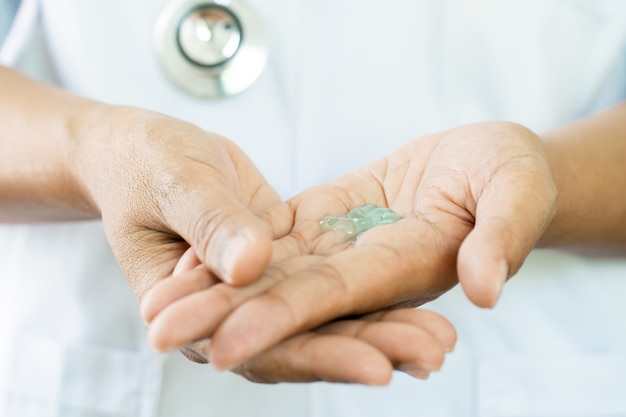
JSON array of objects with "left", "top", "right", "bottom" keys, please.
[{"left": 0, "top": 0, "right": 40, "bottom": 66}]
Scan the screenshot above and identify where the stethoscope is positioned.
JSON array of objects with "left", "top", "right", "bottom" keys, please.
[
  {"left": 155, "top": 0, "right": 268, "bottom": 99},
  {"left": 1, "top": 0, "right": 267, "bottom": 99}
]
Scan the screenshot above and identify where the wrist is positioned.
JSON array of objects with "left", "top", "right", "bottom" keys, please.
[
  {"left": 536, "top": 134, "right": 577, "bottom": 247},
  {"left": 537, "top": 102, "right": 626, "bottom": 249},
  {"left": 63, "top": 100, "right": 122, "bottom": 219},
  {"left": 70, "top": 104, "right": 152, "bottom": 219}
]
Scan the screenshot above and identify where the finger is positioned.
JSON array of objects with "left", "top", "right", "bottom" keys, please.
[
  {"left": 163, "top": 137, "right": 276, "bottom": 285},
  {"left": 179, "top": 311, "right": 454, "bottom": 384},
  {"left": 317, "top": 317, "right": 446, "bottom": 378},
  {"left": 457, "top": 171, "right": 557, "bottom": 308},
  {"left": 147, "top": 255, "right": 324, "bottom": 353},
  {"left": 233, "top": 309, "right": 456, "bottom": 384},
  {"left": 147, "top": 278, "right": 276, "bottom": 353},
  {"left": 208, "top": 221, "right": 457, "bottom": 370},
  {"left": 232, "top": 333, "right": 393, "bottom": 385},
  {"left": 363, "top": 309, "right": 457, "bottom": 353},
  {"left": 175, "top": 195, "right": 274, "bottom": 286},
  {"left": 141, "top": 217, "right": 290, "bottom": 327},
  {"left": 172, "top": 246, "right": 201, "bottom": 276},
  {"left": 140, "top": 264, "right": 218, "bottom": 325}
]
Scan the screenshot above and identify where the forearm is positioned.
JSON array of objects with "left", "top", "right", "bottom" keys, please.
[
  {"left": 0, "top": 66, "right": 104, "bottom": 222},
  {"left": 540, "top": 101, "right": 626, "bottom": 249}
]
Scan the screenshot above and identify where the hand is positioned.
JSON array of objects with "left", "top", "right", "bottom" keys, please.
[
  {"left": 143, "top": 121, "right": 557, "bottom": 370},
  {"left": 143, "top": 249, "right": 456, "bottom": 384},
  {"left": 74, "top": 106, "right": 284, "bottom": 301},
  {"left": 0, "top": 69, "right": 279, "bottom": 290},
  {"left": 77, "top": 106, "right": 458, "bottom": 384}
]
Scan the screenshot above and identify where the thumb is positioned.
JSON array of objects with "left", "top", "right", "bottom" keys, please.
[
  {"left": 171, "top": 190, "right": 273, "bottom": 286},
  {"left": 457, "top": 176, "right": 557, "bottom": 308}
]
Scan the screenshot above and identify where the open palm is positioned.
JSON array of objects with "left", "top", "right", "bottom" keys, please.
[{"left": 144, "top": 121, "right": 557, "bottom": 373}]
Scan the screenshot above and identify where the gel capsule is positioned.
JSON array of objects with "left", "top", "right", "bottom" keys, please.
[{"left": 319, "top": 204, "right": 400, "bottom": 239}]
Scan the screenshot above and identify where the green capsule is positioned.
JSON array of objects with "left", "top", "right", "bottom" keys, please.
[
  {"left": 319, "top": 215, "right": 359, "bottom": 236},
  {"left": 319, "top": 204, "right": 401, "bottom": 239}
]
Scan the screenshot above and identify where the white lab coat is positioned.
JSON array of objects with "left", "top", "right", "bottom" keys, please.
[{"left": 1, "top": 1, "right": 626, "bottom": 416}]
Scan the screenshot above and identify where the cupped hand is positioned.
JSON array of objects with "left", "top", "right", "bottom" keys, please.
[
  {"left": 74, "top": 106, "right": 286, "bottom": 302},
  {"left": 143, "top": 250, "right": 456, "bottom": 384},
  {"left": 144, "top": 121, "right": 557, "bottom": 370},
  {"left": 76, "top": 106, "right": 458, "bottom": 384}
]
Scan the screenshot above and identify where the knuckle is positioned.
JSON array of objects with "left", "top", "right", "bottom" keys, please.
[
  {"left": 208, "top": 284, "right": 238, "bottom": 312},
  {"left": 186, "top": 206, "right": 232, "bottom": 261}
]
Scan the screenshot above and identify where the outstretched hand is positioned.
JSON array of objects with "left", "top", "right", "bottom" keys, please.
[
  {"left": 143, "top": 121, "right": 557, "bottom": 373},
  {"left": 77, "top": 107, "right": 286, "bottom": 299}
]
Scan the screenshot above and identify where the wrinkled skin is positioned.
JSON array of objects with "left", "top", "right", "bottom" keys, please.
[
  {"left": 142, "top": 121, "right": 557, "bottom": 374},
  {"left": 89, "top": 109, "right": 455, "bottom": 384}
]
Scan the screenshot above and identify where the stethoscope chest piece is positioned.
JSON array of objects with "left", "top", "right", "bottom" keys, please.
[{"left": 155, "top": 0, "right": 267, "bottom": 98}]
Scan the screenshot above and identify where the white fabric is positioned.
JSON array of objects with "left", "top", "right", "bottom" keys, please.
[
  {"left": 1, "top": 1, "right": 626, "bottom": 416},
  {"left": 0, "top": 0, "right": 19, "bottom": 46},
  {"left": 0, "top": 0, "right": 39, "bottom": 66}
]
